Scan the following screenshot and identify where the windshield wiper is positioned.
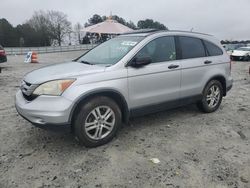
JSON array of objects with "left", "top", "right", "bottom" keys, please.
[{"left": 80, "top": 61, "right": 94, "bottom": 65}]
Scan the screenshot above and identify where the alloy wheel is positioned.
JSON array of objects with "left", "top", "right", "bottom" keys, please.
[
  {"left": 206, "top": 85, "right": 221, "bottom": 108},
  {"left": 84, "top": 106, "right": 115, "bottom": 140}
]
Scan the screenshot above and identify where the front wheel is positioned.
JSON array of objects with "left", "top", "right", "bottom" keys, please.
[
  {"left": 73, "top": 96, "right": 122, "bottom": 147},
  {"left": 244, "top": 55, "right": 250, "bottom": 61},
  {"left": 197, "top": 80, "right": 223, "bottom": 113}
]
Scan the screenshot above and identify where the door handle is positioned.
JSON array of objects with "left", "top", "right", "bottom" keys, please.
[
  {"left": 204, "top": 60, "right": 212, "bottom": 64},
  {"left": 168, "top": 64, "right": 179, "bottom": 69}
]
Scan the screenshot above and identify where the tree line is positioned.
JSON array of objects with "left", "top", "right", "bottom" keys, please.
[
  {"left": 221, "top": 40, "right": 250, "bottom": 45},
  {"left": 0, "top": 11, "right": 168, "bottom": 47},
  {"left": 0, "top": 10, "right": 72, "bottom": 47}
]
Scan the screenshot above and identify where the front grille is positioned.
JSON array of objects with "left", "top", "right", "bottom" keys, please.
[
  {"left": 20, "top": 80, "right": 38, "bottom": 101},
  {"left": 22, "top": 93, "right": 38, "bottom": 101}
]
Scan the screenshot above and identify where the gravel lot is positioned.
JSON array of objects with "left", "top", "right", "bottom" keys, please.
[{"left": 0, "top": 51, "right": 249, "bottom": 188}]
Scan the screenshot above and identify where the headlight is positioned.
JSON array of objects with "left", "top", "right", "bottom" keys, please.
[{"left": 33, "top": 79, "right": 75, "bottom": 96}]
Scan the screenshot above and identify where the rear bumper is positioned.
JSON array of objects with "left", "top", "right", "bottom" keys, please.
[
  {"left": 15, "top": 90, "right": 74, "bottom": 128},
  {"left": 226, "top": 77, "right": 233, "bottom": 93}
]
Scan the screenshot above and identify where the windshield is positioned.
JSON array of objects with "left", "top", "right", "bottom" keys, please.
[
  {"left": 237, "top": 47, "right": 250, "bottom": 51},
  {"left": 78, "top": 36, "right": 144, "bottom": 65},
  {"left": 226, "top": 44, "right": 245, "bottom": 51}
]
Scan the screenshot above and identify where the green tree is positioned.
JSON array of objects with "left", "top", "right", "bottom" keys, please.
[
  {"left": 137, "top": 19, "right": 168, "bottom": 30},
  {"left": 102, "top": 16, "right": 107, "bottom": 21},
  {"left": 86, "top": 14, "right": 103, "bottom": 26},
  {"left": 0, "top": 18, "right": 19, "bottom": 47},
  {"left": 112, "top": 15, "right": 126, "bottom": 25},
  {"left": 112, "top": 15, "right": 137, "bottom": 29},
  {"left": 126, "top": 21, "right": 137, "bottom": 30},
  {"left": 16, "top": 23, "right": 42, "bottom": 47},
  {"left": 16, "top": 24, "right": 34, "bottom": 46}
]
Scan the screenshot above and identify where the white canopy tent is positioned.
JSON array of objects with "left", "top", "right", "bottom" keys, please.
[{"left": 82, "top": 19, "right": 133, "bottom": 34}]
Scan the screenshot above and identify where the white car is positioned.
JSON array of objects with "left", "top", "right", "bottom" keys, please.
[
  {"left": 231, "top": 47, "right": 250, "bottom": 61},
  {"left": 224, "top": 44, "right": 245, "bottom": 56}
]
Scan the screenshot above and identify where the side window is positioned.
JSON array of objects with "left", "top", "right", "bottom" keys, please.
[
  {"left": 203, "top": 40, "right": 223, "bottom": 56},
  {"left": 134, "top": 36, "right": 176, "bottom": 63},
  {"left": 179, "top": 36, "right": 206, "bottom": 59}
]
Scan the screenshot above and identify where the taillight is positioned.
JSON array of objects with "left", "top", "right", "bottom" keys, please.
[
  {"left": 0, "top": 50, "right": 5, "bottom": 56},
  {"left": 230, "top": 59, "right": 232, "bottom": 72}
]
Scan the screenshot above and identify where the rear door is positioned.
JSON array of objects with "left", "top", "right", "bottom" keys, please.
[{"left": 177, "top": 36, "right": 209, "bottom": 99}]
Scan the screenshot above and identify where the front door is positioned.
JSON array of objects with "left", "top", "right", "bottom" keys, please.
[{"left": 127, "top": 36, "right": 181, "bottom": 113}]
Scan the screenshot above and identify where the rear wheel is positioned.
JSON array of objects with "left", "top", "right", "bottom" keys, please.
[
  {"left": 197, "top": 80, "right": 223, "bottom": 113},
  {"left": 73, "top": 96, "right": 122, "bottom": 147}
]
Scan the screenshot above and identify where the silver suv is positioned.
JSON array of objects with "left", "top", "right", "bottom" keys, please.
[{"left": 15, "top": 30, "right": 233, "bottom": 147}]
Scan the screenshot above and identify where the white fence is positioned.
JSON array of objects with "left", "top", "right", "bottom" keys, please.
[{"left": 5, "top": 44, "right": 96, "bottom": 55}]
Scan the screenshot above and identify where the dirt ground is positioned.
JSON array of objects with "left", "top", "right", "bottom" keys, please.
[{"left": 0, "top": 51, "right": 249, "bottom": 188}]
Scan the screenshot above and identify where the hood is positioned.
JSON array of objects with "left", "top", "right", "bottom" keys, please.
[
  {"left": 232, "top": 50, "right": 249, "bottom": 56},
  {"left": 24, "top": 61, "right": 106, "bottom": 84}
]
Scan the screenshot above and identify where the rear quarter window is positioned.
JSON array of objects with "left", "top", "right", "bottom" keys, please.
[
  {"left": 203, "top": 40, "right": 223, "bottom": 56},
  {"left": 179, "top": 36, "right": 206, "bottom": 59}
]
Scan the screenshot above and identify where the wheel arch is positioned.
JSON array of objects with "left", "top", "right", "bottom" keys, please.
[
  {"left": 69, "top": 89, "right": 130, "bottom": 125},
  {"left": 205, "top": 75, "right": 227, "bottom": 96}
]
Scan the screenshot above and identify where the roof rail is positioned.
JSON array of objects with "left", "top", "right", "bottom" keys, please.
[
  {"left": 122, "top": 29, "right": 161, "bottom": 35},
  {"left": 168, "top": 30, "right": 213, "bottom": 36},
  {"left": 121, "top": 29, "right": 212, "bottom": 37}
]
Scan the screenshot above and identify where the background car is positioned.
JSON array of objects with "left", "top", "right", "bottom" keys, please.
[
  {"left": 224, "top": 43, "right": 246, "bottom": 56},
  {"left": 0, "top": 45, "right": 7, "bottom": 63},
  {"left": 231, "top": 47, "right": 250, "bottom": 61}
]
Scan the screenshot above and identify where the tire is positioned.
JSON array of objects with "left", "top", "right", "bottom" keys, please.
[
  {"left": 197, "top": 80, "right": 223, "bottom": 113},
  {"left": 231, "top": 56, "right": 238, "bottom": 61},
  {"left": 73, "top": 96, "right": 122, "bottom": 147},
  {"left": 245, "top": 55, "right": 250, "bottom": 62}
]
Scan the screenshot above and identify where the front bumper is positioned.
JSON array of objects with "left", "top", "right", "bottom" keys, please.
[
  {"left": 15, "top": 90, "right": 74, "bottom": 127},
  {"left": 231, "top": 55, "right": 248, "bottom": 60},
  {"left": 0, "top": 56, "right": 7, "bottom": 63}
]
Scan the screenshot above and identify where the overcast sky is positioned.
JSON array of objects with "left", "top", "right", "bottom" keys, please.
[{"left": 1, "top": 0, "right": 249, "bottom": 40}]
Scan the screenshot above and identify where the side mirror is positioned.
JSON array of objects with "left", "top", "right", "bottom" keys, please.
[{"left": 131, "top": 56, "right": 152, "bottom": 67}]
